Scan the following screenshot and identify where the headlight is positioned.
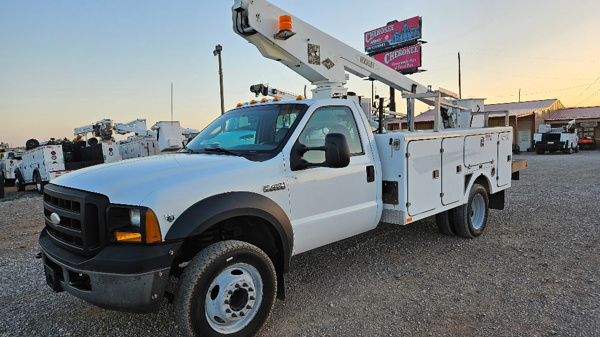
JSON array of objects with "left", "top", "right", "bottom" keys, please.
[
  {"left": 108, "top": 206, "right": 162, "bottom": 244},
  {"left": 129, "top": 209, "right": 141, "bottom": 227}
]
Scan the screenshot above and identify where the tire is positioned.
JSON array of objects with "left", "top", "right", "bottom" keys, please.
[
  {"left": 0, "top": 174, "right": 4, "bottom": 199},
  {"left": 15, "top": 171, "right": 25, "bottom": 192},
  {"left": 574, "top": 146, "right": 579, "bottom": 153},
  {"left": 435, "top": 209, "right": 456, "bottom": 235},
  {"left": 453, "top": 183, "right": 489, "bottom": 238},
  {"left": 175, "top": 240, "right": 277, "bottom": 337},
  {"left": 35, "top": 172, "right": 44, "bottom": 194},
  {"left": 25, "top": 138, "right": 40, "bottom": 150},
  {"left": 5, "top": 178, "right": 15, "bottom": 187}
]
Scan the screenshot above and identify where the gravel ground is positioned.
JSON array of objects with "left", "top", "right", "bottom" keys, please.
[{"left": 1, "top": 150, "right": 598, "bottom": 337}]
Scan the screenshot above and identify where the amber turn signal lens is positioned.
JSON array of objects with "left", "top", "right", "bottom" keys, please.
[
  {"left": 115, "top": 232, "right": 142, "bottom": 242},
  {"left": 144, "top": 209, "right": 162, "bottom": 244}
]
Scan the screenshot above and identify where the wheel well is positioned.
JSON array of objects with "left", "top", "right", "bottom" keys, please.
[
  {"left": 173, "top": 216, "right": 282, "bottom": 278},
  {"left": 473, "top": 175, "right": 490, "bottom": 193}
]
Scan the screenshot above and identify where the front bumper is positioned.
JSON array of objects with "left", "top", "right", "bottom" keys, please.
[{"left": 39, "top": 229, "right": 182, "bottom": 313}]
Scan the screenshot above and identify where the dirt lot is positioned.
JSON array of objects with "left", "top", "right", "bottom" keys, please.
[{"left": 0, "top": 151, "right": 598, "bottom": 336}]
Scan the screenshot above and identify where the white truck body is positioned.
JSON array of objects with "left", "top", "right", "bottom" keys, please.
[
  {"left": 18, "top": 145, "right": 70, "bottom": 186},
  {"left": 38, "top": 1, "right": 526, "bottom": 336},
  {"left": 115, "top": 120, "right": 199, "bottom": 159},
  {"left": 119, "top": 137, "right": 160, "bottom": 160},
  {"left": 1, "top": 150, "right": 24, "bottom": 183},
  {"left": 17, "top": 142, "right": 120, "bottom": 193},
  {"left": 534, "top": 122, "right": 579, "bottom": 154}
]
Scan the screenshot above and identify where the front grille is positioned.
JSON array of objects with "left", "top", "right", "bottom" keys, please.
[{"left": 43, "top": 184, "right": 109, "bottom": 257}]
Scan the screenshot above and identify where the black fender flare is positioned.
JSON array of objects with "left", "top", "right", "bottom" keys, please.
[{"left": 165, "top": 191, "right": 293, "bottom": 273}]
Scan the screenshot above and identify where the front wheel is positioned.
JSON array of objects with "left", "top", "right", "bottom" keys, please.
[
  {"left": 175, "top": 240, "right": 277, "bottom": 337},
  {"left": 453, "top": 183, "right": 489, "bottom": 238},
  {"left": 35, "top": 172, "right": 45, "bottom": 194},
  {"left": 15, "top": 178, "right": 25, "bottom": 192},
  {"left": 0, "top": 175, "right": 4, "bottom": 199}
]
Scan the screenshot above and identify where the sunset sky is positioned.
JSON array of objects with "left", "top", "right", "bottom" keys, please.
[{"left": 1, "top": 0, "right": 599, "bottom": 147}]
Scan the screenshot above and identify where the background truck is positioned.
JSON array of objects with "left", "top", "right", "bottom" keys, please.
[
  {"left": 534, "top": 120, "right": 579, "bottom": 154},
  {"left": 39, "top": 1, "right": 526, "bottom": 337},
  {"left": 16, "top": 119, "right": 122, "bottom": 193},
  {"left": 15, "top": 138, "right": 120, "bottom": 194},
  {"left": 114, "top": 119, "right": 199, "bottom": 160},
  {"left": 0, "top": 143, "right": 5, "bottom": 198},
  {"left": 1, "top": 149, "right": 24, "bottom": 186}
]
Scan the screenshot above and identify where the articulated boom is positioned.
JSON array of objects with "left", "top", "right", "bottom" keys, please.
[{"left": 232, "top": 0, "right": 429, "bottom": 99}]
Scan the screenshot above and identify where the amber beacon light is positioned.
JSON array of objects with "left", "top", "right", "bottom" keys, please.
[{"left": 274, "top": 15, "right": 296, "bottom": 40}]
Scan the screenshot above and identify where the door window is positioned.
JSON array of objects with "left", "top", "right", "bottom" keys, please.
[{"left": 298, "top": 106, "right": 363, "bottom": 164}]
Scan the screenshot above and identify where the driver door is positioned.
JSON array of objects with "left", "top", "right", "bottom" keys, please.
[{"left": 286, "top": 106, "right": 378, "bottom": 254}]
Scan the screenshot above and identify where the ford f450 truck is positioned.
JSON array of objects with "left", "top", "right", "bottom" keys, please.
[{"left": 39, "top": 1, "right": 527, "bottom": 336}]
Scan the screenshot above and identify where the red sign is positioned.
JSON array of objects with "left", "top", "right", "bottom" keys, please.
[
  {"left": 364, "top": 16, "right": 421, "bottom": 54},
  {"left": 372, "top": 44, "right": 421, "bottom": 73}
]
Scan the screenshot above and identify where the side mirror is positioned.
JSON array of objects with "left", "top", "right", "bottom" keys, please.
[{"left": 290, "top": 133, "right": 350, "bottom": 171}]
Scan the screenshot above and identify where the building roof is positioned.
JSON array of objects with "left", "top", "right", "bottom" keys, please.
[
  {"left": 545, "top": 106, "right": 600, "bottom": 122},
  {"left": 402, "top": 99, "right": 561, "bottom": 123},
  {"left": 483, "top": 99, "right": 559, "bottom": 117}
]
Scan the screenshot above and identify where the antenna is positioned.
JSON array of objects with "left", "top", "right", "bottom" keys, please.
[{"left": 171, "top": 82, "right": 174, "bottom": 122}]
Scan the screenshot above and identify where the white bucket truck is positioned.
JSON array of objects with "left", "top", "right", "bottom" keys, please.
[{"left": 39, "top": 1, "right": 527, "bottom": 336}]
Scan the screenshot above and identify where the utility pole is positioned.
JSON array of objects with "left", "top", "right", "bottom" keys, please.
[
  {"left": 458, "top": 52, "right": 462, "bottom": 99},
  {"left": 519, "top": 88, "right": 521, "bottom": 102},
  {"left": 213, "top": 44, "right": 225, "bottom": 115}
]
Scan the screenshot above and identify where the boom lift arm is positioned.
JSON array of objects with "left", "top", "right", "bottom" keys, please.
[
  {"left": 113, "top": 119, "right": 157, "bottom": 137},
  {"left": 232, "top": 0, "right": 475, "bottom": 130},
  {"left": 232, "top": 0, "right": 430, "bottom": 99},
  {"left": 250, "top": 83, "right": 302, "bottom": 100},
  {"left": 74, "top": 119, "right": 115, "bottom": 142}
]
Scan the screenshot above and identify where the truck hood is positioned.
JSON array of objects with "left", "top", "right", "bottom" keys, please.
[{"left": 52, "top": 153, "right": 255, "bottom": 205}]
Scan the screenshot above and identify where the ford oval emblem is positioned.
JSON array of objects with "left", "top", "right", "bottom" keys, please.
[{"left": 50, "top": 213, "right": 61, "bottom": 226}]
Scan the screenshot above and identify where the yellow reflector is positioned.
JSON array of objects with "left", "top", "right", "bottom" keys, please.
[
  {"left": 279, "top": 15, "right": 292, "bottom": 31},
  {"left": 236, "top": 103, "right": 243, "bottom": 107},
  {"left": 296, "top": 95, "right": 303, "bottom": 100},
  {"left": 250, "top": 100, "right": 257, "bottom": 104},
  {"left": 260, "top": 98, "right": 268, "bottom": 103},
  {"left": 145, "top": 209, "right": 162, "bottom": 244},
  {"left": 273, "top": 97, "right": 280, "bottom": 101},
  {"left": 115, "top": 232, "right": 142, "bottom": 242},
  {"left": 406, "top": 217, "right": 413, "bottom": 223}
]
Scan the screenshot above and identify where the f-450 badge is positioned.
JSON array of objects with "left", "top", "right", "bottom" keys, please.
[{"left": 263, "top": 182, "right": 286, "bottom": 193}]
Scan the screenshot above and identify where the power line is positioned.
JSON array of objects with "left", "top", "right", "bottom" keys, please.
[
  {"left": 464, "top": 65, "right": 596, "bottom": 81},
  {"left": 485, "top": 83, "right": 593, "bottom": 99},
  {"left": 576, "top": 87, "right": 600, "bottom": 106},
  {"left": 462, "top": 51, "right": 599, "bottom": 64},
  {"left": 572, "top": 75, "right": 600, "bottom": 104}
]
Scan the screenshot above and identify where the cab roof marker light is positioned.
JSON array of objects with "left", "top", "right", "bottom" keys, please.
[
  {"left": 236, "top": 103, "right": 243, "bottom": 107},
  {"left": 273, "top": 97, "right": 281, "bottom": 101},
  {"left": 250, "top": 100, "right": 258, "bottom": 104},
  {"left": 296, "top": 95, "right": 303, "bottom": 100},
  {"left": 260, "top": 98, "right": 268, "bottom": 103}
]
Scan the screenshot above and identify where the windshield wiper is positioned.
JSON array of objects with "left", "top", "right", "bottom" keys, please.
[{"left": 203, "top": 147, "right": 241, "bottom": 156}]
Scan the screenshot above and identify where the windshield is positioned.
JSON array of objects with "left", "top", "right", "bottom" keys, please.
[{"left": 185, "top": 103, "right": 307, "bottom": 158}]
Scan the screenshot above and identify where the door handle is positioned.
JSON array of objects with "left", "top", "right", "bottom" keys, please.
[{"left": 366, "top": 165, "right": 375, "bottom": 183}]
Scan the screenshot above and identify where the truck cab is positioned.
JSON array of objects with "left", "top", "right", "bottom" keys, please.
[{"left": 39, "top": 98, "right": 379, "bottom": 330}]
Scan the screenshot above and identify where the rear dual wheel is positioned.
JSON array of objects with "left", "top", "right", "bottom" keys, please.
[
  {"left": 175, "top": 240, "right": 277, "bottom": 337},
  {"left": 453, "top": 184, "right": 489, "bottom": 238}
]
